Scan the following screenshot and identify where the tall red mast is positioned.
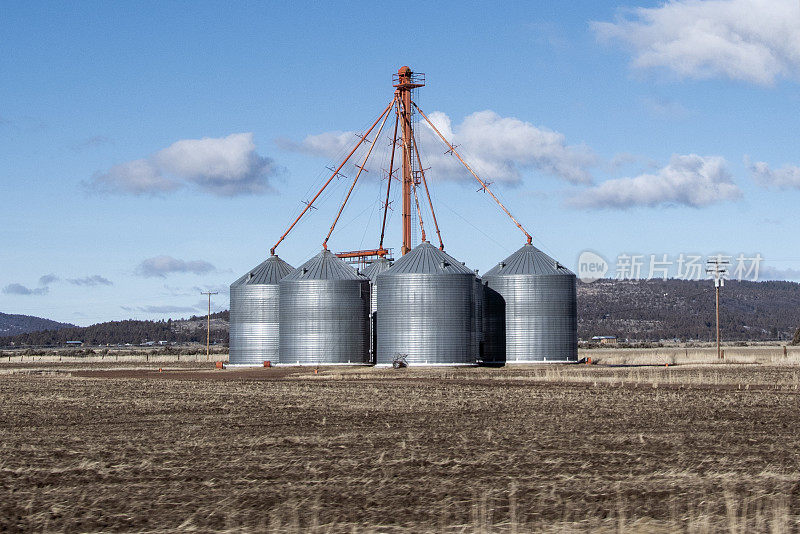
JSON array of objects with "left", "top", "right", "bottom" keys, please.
[
  {"left": 394, "top": 66, "right": 424, "bottom": 255},
  {"left": 269, "top": 65, "right": 530, "bottom": 262}
]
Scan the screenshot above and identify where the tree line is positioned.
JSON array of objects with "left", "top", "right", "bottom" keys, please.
[
  {"left": 577, "top": 279, "right": 800, "bottom": 342},
  {"left": 0, "top": 312, "right": 230, "bottom": 347}
]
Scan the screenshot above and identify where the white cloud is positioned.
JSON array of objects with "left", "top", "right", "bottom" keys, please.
[
  {"left": 593, "top": 0, "right": 800, "bottom": 85},
  {"left": 759, "top": 266, "right": 800, "bottom": 281},
  {"left": 67, "top": 275, "right": 113, "bottom": 287},
  {"left": 746, "top": 158, "right": 800, "bottom": 189},
  {"left": 2, "top": 283, "right": 48, "bottom": 296},
  {"left": 88, "top": 133, "right": 279, "bottom": 196},
  {"left": 275, "top": 131, "right": 355, "bottom": 159},
  {"left": 569, "top": 154, "right": 741, "bottom": 209},
  {"left": 154, "top": 133, "right": 277, "bottom": 195},
  {"left": 135, "top": 256, "right": 216, "bottom": 278},
  {"left": 38, "top": 274, "right": 59, "bottom": 286},
  {"left": 122, "top": 305, "right": 201, "bottom": 314},
  {"left": 91, "top": 159, "right": 178, "bottom": 195},
  {"left": 279, "top": 110, "right": 596, "bottom": 185},
  {"left": 425, "top": 111, "right": 596, "bottom": 184}
]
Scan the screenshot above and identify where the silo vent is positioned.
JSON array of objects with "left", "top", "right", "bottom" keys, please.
[
  {"left": 440, "top": 261, "right": 450, "bottom": 269},
  {"left": 248, "top": 272, "right": 254, "bottom": 280},
  {"left": 500, "top": 262, "right": 506, "bottom": 268},
  {"left": 302, "top": 267, "right": 308, "bottom": 274}
]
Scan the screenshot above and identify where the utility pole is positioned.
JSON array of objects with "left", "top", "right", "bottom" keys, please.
[
  {"left": 706, "top": 257, "right": 728, "bottom": 359},
  {"left": 200, "top": 291, "right": 218, "bottom": 361}
]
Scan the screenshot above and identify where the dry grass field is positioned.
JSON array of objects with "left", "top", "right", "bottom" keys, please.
[{"left": 2, "top": 360, "right": 800, "bottom": 532}]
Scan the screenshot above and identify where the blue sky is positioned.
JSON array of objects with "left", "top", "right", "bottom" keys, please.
[{"left": 2, "top": 0, "right": 799, "bottom": 325}]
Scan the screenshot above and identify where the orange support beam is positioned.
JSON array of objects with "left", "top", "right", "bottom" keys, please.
[
  {"left": 270, "top": 99, "right": 395, "bottom": 256},
  {"left": 413, "top": 101, "right": 532, "bottom": 245}
]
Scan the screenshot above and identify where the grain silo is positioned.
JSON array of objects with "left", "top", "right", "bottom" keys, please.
[
  {"left": 483, "top": 244, "right": 577, "bottom": 363},
  {"left": 229, "top": 255, "right": 294, "bottom": 366},
  {"left": 376, "top": 242, "right": 477, "bottom": 366},
  {"left": 279, "top": 249, "right": 370, "bottom": 365},
  {"left": 361, "top": 257, "right": 392, "bottom": 313},
  {"left": 361, "top": 256, "right": 392, "bottom": 363},
  {"left": 474, "top": 275, "right": 484, "bottom": 361}
]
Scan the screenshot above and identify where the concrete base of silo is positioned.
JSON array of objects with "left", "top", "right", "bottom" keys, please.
[
  {"left": 374, "top": 362, "right": 479, "bottom": 368},
  {"left": 273, "top": 362, "right": 374, "bottom": 367},
  {"left": 503, "top": 359, "right": 578, "bottom": 364}
]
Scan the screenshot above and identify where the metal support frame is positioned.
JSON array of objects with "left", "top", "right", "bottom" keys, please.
[
  {"left": 270, "top": 66, "right": 526, "bottom": 268},
  {"left": 410, "top": 174, "right": 427, "bottom": 243},
  {"left": 270, "top": 99, "right": 395, "bottom": 256},
  {"left": 324, "top": 99, "right": 394, "bottom": 249},
  {"left": 379, "top": 103, "right": 401, "bottom": 252},
  {"left": 408, "top": 119, "right": 444, "bottom": 250},
  {"left": 412, "top": 101, "right": 533, "bottom": 245}
]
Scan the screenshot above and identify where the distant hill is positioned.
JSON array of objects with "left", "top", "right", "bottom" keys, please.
[
  {"left": 578, "top": 279, "right": 800, "bottom": 342},
  {"left": 0, "top": 312, "right": 76, "bottom": 337},
  {"left": 0, "top": 311, "right": 229, "bottom": 347}
]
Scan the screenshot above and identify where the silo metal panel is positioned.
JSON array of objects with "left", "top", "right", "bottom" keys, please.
[
  {"left": 376, "top": 242, "right": 477, "bottom": 366},
  {"left": 279, "top": 249, "right": 370, "bottom": 365},
  {"left": 482, "top": 283, "right": 506, "bottom": 363},
  {"left": 483, "top": 244, "right": 577, "bottom": 363},
  {"left": 361, "top": 257, "right": 393, "bottom": 280},
  {"left": 361, "top": 257, "right": 392, "bottom": 315},
  {"left": 231, "top": 255, "right": 295, "bottom": 286},
  {"left": 474, "top": 277, "right": 484, "bottom": 360},
  {"left": 229, "top": 255, "right": 294, "bottom": 366},
  {"left": 361, "top": 257, "right": 392, "bottom": 362}
]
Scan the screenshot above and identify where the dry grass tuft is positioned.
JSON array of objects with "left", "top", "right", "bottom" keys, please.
[{"left": 1, "top": 362, "right": 799, "bottom": 532}]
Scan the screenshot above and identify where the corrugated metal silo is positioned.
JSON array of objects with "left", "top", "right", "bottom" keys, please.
[
  {"left": 376, "top": 242, "right": 478, "bottom": 366},
  {"left": 229, "top": 255, "right": 294, "bottom": 366},
  {"left": 483, "top": 244, "right": 577, "bottom": 363},
  {"left": 361, "top": 257, "right": 392, "bottom": 363},
  {"left": 361, "top": 257, "right": 392, "bottom": 314},
  {"left": 482, "top": 283, "right": 506, "bottom": 363},
  {"left": 279, "top": 249, "right": 370, "bottom": 365},
  {"left": 474, "top": 275, "right": 484, "bottom": 361}
]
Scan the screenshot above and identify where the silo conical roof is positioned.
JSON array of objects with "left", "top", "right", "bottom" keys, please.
[
  {"left": 282, "top": 249, "right": 365, "bottom": 281},
  {"left": 484, "top": 244, "right": 574, "bottom": 277},
  {"left": 231, "top": 255, "right": 295, "bottom": 286},
  {"left": 382, "top": 241, "right": 474, "bottom": 275},
  {"left": 361, "top": 256, "right": 392, "bottom": 279}
]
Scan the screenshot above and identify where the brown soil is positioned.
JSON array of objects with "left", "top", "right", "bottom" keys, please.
[{"left": 1, "top": 363, "right": 799, "bottom": 532}]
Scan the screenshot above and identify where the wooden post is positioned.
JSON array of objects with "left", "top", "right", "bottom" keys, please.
[
  {"left": 715, "top": 283, "right": 721, "bottom": 359},
  {"left": 201, "top": 291, "right": 218, "bottom": 362}
]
